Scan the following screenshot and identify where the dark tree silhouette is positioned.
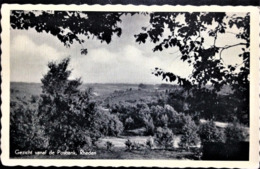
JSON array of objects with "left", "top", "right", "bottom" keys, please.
[
  {"left": 38, "top": 58, "right": 99, "bottom": 151},
  {"left": 11, "top": 11, "right": 128, "bottom": 55},
  {"left": 136, "top": 12, "right": 250, "bottom": 125}
]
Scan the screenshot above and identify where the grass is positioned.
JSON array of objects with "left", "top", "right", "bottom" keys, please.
[
  {"left": 97, "top": 136, "right": 183, "bottom": 149},
  {"left": 12, "top": 135, "right": 195, "bottom": 159},
  {"left": 12, "top": 148, "right": 195, "bottom": 159},
  {"left": 97, "top": 136, "right": 149, "bottom": 148}
]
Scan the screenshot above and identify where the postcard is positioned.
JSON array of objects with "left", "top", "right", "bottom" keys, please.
[{"left": 1, "top": 4, "right": 259, "bottom": 168}]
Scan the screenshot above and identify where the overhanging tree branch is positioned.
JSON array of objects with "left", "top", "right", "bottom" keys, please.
[{"left": 218, "top": 43, "right": 248, "bottom": 59}]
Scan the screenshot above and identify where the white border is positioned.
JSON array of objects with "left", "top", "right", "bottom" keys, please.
[{"left": 1, "top": 4, "right": 259, "bottom": 168}]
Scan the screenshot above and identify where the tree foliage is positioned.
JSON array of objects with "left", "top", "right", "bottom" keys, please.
[
  {"left": 154, "top": 127, "right": 174, "bottom": 149},
  {"left": 94, "top": 109, "right": 124, "bottom": 136},
  {"left": 38, "top": 57, "right": 99, "bottom": 151},
  {"left": 11, "top": 11, "right": 127, "bottom": 54},
  {"left": 225, "top": 121, "right": 247, "bottom": 143},
  {"left": 199, "top": 120, "right": 225, "bottom": 143},
  {"left": 125, "top": 116, "right": 134, "bottom": 130},
  {"left": 10, "top": 104, "right": 46, "bottom": 154},
  {"left": 178, "top": 115, "right": 200, "bottom": 150},
  {"left": 138, "top": 12, "right": 250, "bottom": 125}
]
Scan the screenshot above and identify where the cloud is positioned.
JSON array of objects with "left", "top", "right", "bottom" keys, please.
[
  {"left": 9, "top": 13, "right": 195, "bottom": 84},
  {"left": 10, "top": 34, "right": 66, "bottom": 82},
  {"left": 12, "top": 34, "right": 64, "bottom": 61},
  {"left": 10, "top": 30, "right": 193, "bottom": 84},
  {"left": 68, "top": 43, "right": 192, "bottom": 84},
  {"left": 89, "top": 48, "right": 118, "bottom": 64}
]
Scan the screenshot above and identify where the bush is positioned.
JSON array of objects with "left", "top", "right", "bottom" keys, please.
[
  {"left": 125, "top": 117, "right": 134, "bottom": 130},
  {"left": 131, "top": 142, "right": 145, "bottom": 150},
  {"left": 225, "top": 121, "right": 247, "bottom": 143},
  {"left": 105, "top": 141, "right": 114, "bottom": 151},
  {"left": 199, "top": 120, "right": 225, "bottom": 144},
  {"left": 146, "top": 137, "right": 154, "bottom": 149},
  {"left": 157, "top": 114, "right": 169, "bottom": 127},
  {"left": 95, "top": 110, "right": 124, "bottom": 136},
  {"left": 178, "top": 115, "right": 200, "bottom": 150},
  {"left": 76, "top": 134, "right": 93, "bottom": 153},
  {"left": 30, "top": 95, "right": 39, "bottom": 103},
  {"left": 154, "top": 127, "right": 174, "bottom": 149},
  {"left": 108, "top": 114, "right": 124, "bottom": 136},
  {"left": 125, "top": 139, "right": 133, "bottom": 151},
  {"left": 144, "top": 117, "right": 155, "bottom": 135},
  {"left": 138, "top": 83, "right": 147, "bottom": 89},
  {"left": 151, "top": 105, "right": 179, "bottom": 128},
  {"left": 168, "top": 113, "right": 190, "bottom": 134},
  {"left": 10, "top": 105, "right": 46, "bottom": 155}
]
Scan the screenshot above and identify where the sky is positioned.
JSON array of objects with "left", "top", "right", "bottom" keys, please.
[{"left": 10, "top": 12, "right": 245, "bottom": 84}]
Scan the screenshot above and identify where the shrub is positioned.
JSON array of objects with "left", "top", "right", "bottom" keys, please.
[
  {"left": 125, "top": 139, "right": 133, "bottom": 151},
  {"left": 199, "top": 120, "right": 225, "bottom": 144},
  {"left": 166, "top": 89, "right": 186, "bottom": 113},
  {"left": 10, "top": 101, "right": 17, "bottom": 107},
  {"left": 95, "top": 110, "right": 124, "bottom": 137},
  {"left": 164, "top": 104, "right": 179, "bottom": 118},
  {"left": 108, "top": 114, "right": 124, "bottom": 136},
  {"left": 151, "top": 105, "right": 176, "bottom": 128},
  {"left": 131, "top": 142, "right": 145, "bottom": 150},
  {"left": 144, "top": 116, "right": 155, "bottom": 135},
  {"left": 146, "top": 137, "right": 154, "bottom": 149},
  {"left": 193, "top": 148, "right": 203, "bottom": 160},
  {"left": 157, "top": 114, "right": 169, "bottom": 127},
  {"left": 179, "top": 115, "right": 200, "bottom": 150},
  {"left": 168, "top": 113, "right": 190, "bottom": 134},
  {"left": 10, "top": 105, "right": 46, "bottom": 155},
  {"left": 105, "top": 141, "right": 114, "bottom": 151},
  {"left": 154, "top": 127, "right": 174, "bottom": 149},
  {"left": 30, "top": 95, "right": 39, "bottom": 103},
  {"left": 225, "top": 121, "right": 247, "bottom": 143},
  {"left": 76, "top": 133, "right": 93, "bottom": 153},
  {"left": 138, "top": 83, "right": 147, "bottom": 89},
  {"left": 125, "top": 117, "right": 134, "bottom": 130}
]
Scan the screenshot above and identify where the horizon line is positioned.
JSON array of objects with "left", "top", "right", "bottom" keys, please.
[{"left": 10, "top": 81, "right": 177, "bottom": 85}]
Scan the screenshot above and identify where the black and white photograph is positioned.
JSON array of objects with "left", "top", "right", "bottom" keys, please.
[{"left": 1, "top": 4, "right": 259, "bottom": 168}]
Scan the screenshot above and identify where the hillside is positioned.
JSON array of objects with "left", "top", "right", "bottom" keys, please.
[
  {"left": 10, "top": 82, "right": 232, "bottom": 107},
  {"left": 10, "top": 82, "right": 175, "bottom": 102}
]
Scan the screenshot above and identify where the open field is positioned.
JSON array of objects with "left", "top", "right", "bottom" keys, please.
[{"left": 97, "top": 136, "right": 183, "bottom": 148}]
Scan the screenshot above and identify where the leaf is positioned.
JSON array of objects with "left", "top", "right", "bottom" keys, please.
[
  {"left": 178, "top": 26, "right": 189, "bottom": 33},
  {"left": 135, "top": 33, "right": 148, "bottom": 44},
  {"left": 80, "top": 48, "right": 88, "bottom": 55},
  {"left": 162, "top": 74, "right": 166, "bottom": 80},
  {"left": 169, "top": 74, "right": 176, "bottom": 82},
  {"left": 153, "top": 44, "right": 163, "bottom": 52},
  {"left": 230, "top": 66, "right": 235, "bottom": 71},
  {"left": 181, "top": 55, "right": 188, "bottom": 61},
  {"left": 169, "top": 38, "right": 177, "bottom": 46}
]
